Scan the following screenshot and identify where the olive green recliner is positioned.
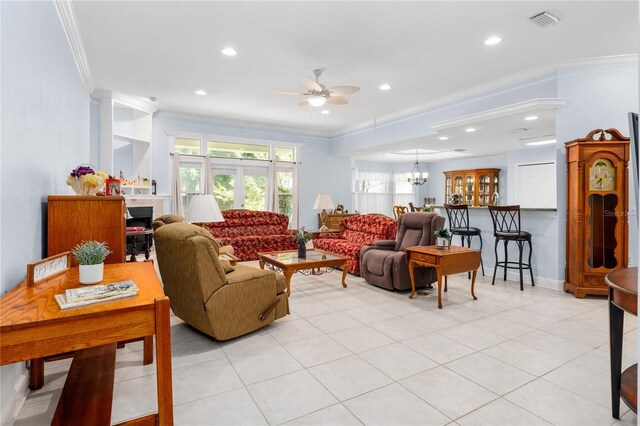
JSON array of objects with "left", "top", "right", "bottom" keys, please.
[{"left": 153, "top": 221, "right": 289, "bottom": 340}]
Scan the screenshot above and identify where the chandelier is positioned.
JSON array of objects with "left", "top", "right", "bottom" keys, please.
[{"left": 407, "top": 149, "right": 428, "bottom": 186}]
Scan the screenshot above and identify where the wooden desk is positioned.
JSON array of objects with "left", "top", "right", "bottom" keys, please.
[
  {"left": 406, "top": 245, "right": 481, "bottom": 308},
  {"left": 605, "top": 267, "right": 637, "bottom": 419},
  {"left": 0, "top": 262, "right": 174, "bottom": 425}
]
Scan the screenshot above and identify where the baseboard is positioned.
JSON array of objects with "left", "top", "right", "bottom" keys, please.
[
  {"left": 1, "top": 368, "right": 28, "bottom": 426},
  {"left": 483, "top": 267, "right": 564, "bottom": 291}
]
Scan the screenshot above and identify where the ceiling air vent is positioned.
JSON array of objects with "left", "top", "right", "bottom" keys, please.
[
  {"left": 508, "top": 127, "right": 530, "bottom": 134},
  {"left": 529, "top": 11, "right": 560, "bottom": 27}
]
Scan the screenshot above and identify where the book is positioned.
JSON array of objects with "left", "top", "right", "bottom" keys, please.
[
  {"left": 126, "top": 226, "right": 145, "bottom": 232},
  {"left": 64, "top": 280, "right": 138, "bottom": 304},
  {"left": 55, "top": 291, "right": 137, "bottom": 310}
]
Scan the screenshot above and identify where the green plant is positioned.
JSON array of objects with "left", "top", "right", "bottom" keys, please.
[
  {"left": 71, "top": 241, "right": 112, "bottom": 265},
  {"left": 293, "top": 226, "right": 312, "bottom": 244},
  {"left": 433, "top": 228, "right": 452, "bottom": 240}
]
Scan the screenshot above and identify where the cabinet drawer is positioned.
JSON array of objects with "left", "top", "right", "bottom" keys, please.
[{"left": 412, "top": 253, "right": 437, "bottom": 264}]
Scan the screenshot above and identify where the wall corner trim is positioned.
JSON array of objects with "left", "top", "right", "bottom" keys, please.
[{"left": 54, "top": 0, "right": 93, "bottom": 95}]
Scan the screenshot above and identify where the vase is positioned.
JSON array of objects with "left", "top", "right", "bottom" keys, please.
[
  {"left": 436, "top": 237, "right": 451, "bottom": 249},
  {"left": 297, "top": 241, "right": 306, "bottom": 259},
  {"left": 79, "top": 263, "right": 104, "bottom": 285}
]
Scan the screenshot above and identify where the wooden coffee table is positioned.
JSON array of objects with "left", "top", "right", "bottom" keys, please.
[
  {"left": 406, "top": 245, "right": 481, "bottom": 308},
  {"left": 258, "top": 249, "right": 349, "bottom": 295}
]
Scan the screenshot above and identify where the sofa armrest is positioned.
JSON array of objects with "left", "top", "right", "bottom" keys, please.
[
  {"left": 372, "top": 239, "right": 396, "bottom": 249},
  {"left": 318, "top": 231, "right": 342, "bottom": 239}
]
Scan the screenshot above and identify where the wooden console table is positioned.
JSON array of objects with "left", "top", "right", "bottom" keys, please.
[
  {"left": 0, "top": 262, "right": 174, "bottom": 425},
  {"left": 605, "top": 267, "right": 637, "bottom": 418},
  {"left": 406, "top": 245, "right": 481, "bottom": 308}
]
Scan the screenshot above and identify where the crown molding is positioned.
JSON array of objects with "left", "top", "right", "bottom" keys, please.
[
  {"left": 332, "top": 54, "right": 637, "bottom": 140},
  {"left": 54, "top": 0, "right": 93, "bottom": 95},
  {"left": 157, "top": 110, "right": 332, "bottom": 141},
  {"left": 91, "top": 90, "right": 158, "bottom": 113},
  {"left": 429, "top": 98, "right": 569, "bottom": 130}
]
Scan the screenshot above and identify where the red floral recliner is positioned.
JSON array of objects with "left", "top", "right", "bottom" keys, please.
[
  {"left": 200, "top": 210, "right": 297, "bottom": 260},
  {"left": 313, "top": 214, "right": 398, "bottom": 275}
]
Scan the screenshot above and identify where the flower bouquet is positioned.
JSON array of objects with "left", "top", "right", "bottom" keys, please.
[{"left": 66, "top": 165, "right": 110, "bottom": 195}]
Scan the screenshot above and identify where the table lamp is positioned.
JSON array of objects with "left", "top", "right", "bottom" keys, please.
[
  {"left": 185, "top": 194, "right": 224, "bottom": 224},
  {"left": 313, "top": 193, "right": 335, "bottom": 232}
]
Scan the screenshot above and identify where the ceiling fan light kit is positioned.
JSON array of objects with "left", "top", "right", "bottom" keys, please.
[{"left": 275, "top": 69, "right": 360, "bottom": 108}]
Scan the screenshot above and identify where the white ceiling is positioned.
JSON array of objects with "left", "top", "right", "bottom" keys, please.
[
  {"left": 352, "top": 108, "right": 556, "bottom": 162},
  {"left": 73, "top": 1, "right": 637, "bottom": 136}
]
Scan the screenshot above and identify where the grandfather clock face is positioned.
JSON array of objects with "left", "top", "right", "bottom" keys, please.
[{"left": 589, "top": 158, "right": 616, "bottom": 191}]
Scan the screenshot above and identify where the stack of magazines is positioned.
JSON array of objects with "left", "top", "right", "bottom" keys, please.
[{"left": 55, "top": 280, "right": 139, "bottom": 310}]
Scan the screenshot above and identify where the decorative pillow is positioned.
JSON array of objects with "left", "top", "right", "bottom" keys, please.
[{"left": 219, "top": 259, "right": 235, "bottom": 273}]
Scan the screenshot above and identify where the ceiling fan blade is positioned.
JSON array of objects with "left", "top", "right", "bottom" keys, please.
[
  {"left": 273, "top": 91, "right": 304, "bottom": 96},
  {"left": 328, "top": 86, "right": 360, "bottom": 96},
  {"left": 301, "top": 78, "right": 322, "bottom": 92},
  {"left": 326, "top": 96, "right": 349, "bottom": 105},
  {"left": 298, "top": 98, "right": 309, "bottom": 106}
]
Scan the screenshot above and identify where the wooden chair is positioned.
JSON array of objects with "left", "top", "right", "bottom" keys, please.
[{"left": 393, "top": 205, "right": 409, "bottom": 219}]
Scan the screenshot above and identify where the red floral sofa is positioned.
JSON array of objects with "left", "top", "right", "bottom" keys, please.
[
  {"left": 313, "top": 214, "right": 398, "bottom": 275},
  {"left": 200, "top": 210, "right": 297, "bottom": 261}
]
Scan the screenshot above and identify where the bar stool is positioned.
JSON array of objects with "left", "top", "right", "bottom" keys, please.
[
  {"left": 444, "top": 204, "right": 485, "bottom": 276},
  {"left": 488, "top": 205, "right": 534, "bottom": 291}
]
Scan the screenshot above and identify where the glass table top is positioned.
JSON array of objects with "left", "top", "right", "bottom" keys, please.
[{"left": 260, "top": 250, "right": 345, "bottom": 264}]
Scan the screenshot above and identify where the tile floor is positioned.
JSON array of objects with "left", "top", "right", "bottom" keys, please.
[{"left": 14, "top": 262, "right": 638, "bottom": 425}]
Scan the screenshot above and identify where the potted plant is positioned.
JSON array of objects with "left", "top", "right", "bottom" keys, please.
[
  {"left": 434, "top": 228, "right": 452, "bottom": 249},
  {"left": 293, "top": 227, "right": 312, "bottom": 259},
  {"left": 72, "top": 241, "right": 112, "bottom": 284}
]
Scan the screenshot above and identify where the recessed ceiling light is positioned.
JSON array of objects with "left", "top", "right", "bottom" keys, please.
[
  {"left": 221, "top": 47, "right": 237, "bottom": 56},
  {"left": 147, "top": 96, "right": 157, "bottom": 102},
  {"left": 465, "top": 127, "right": 477, "bottom": 133},
  {"left": 321, "top": 109, "right": 330, "bottom": 115},
  {"left": 484, "top": 36, "right": 502, "bottom": 46},
  {"left": 525, "top": 115, "right": 539, "bottom": 121},
  {"left": 526, "top": 139, "right": 556, "bottom": 146},
  {"left": 194, "top": 89, "right": 207, "bottom": 96},
  {"left": 438, "top": 136, "right": 449, "bottom": 140},
  {"left": 379, "top": 83, "right": 391, "bottom": 91}
]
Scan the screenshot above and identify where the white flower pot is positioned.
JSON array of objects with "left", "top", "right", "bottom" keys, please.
[
  {"left": 436, "top": 237, "right": 451, "bottom": 249},
  {"left": 79, "top": 263, "right": 104, "bottom": 285}
]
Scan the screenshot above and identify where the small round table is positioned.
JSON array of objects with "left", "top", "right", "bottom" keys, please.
[
  {"left": 126, "top": 229, "right": 153, "bottom": 262},
  {"left": 605, "top": 267, "right": 637, "bottom": 419}
]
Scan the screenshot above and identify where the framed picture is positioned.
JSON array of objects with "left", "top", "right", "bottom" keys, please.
[{"left": 106, "top": 178, "right": 121, "bottom": 196}]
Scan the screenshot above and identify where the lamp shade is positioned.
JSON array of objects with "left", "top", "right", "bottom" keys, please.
[
  {"left": 313, "top": 193, "right": 335, "bottom": 210},
  {"left": 308, "top": 96, "right": 326, "bottom": 107},
  {"left": 185, "top": 195, "right": 224, "bottom": 223}
]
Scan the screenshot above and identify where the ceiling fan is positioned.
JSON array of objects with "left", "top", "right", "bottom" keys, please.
[{"left": 274, "top": 69, "right": 360, "bottom": 107}]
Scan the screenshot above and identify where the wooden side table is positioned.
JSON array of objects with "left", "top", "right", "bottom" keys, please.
[
  {"left": 406, "top": 245, "right": 481, "bottom": 308},
  {"left": 605, "top": 267, "right": 638, "bottom": 418},
  {"left": 126, "top": 228, "right": 153, "bottom": 262}
]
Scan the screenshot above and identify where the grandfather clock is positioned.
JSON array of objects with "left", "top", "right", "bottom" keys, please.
[{"left": 565, "top": 128, "right": 629, "bottom": 298}]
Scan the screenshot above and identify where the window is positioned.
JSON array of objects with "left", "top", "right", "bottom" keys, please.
[
  {"left": 278, "top": 171, "right": 294, "bottom": 220},
  {"left": 179, "top": 166, "right": 201, "bottom": 212},
  {"left": 393, "top": 173, "right": 414, "bottom": 207},
  {"left": 207, "top": 141, "right": 269, "bottom": 160},
  {"left": 173, "top": 135, "right": 298, "bottom": 225},
  {"left": 175, "top": 137, "right": 201, "bottom": 155},
  {"left": 515, "top": 162, "right": 557, "bottom": 208},
  {"left": 275, "top": 147, "right": 295, "bottom": 162},
  {"left": 353, "top": 169, "right": 393, "bottom": 216}
]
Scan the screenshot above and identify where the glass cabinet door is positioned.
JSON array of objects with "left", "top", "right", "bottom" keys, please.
[
  {"left": 454, "top": 176, "right": 463, "bottom": 194},
  {"left": 478, "top": 175, "right": 490, "bottom": 206},
  {"left": 445, "top": 176, "right": 452, "bottom": 199},
  {"left": 464, "top": 175, "right": 475, "bottom": 205}
]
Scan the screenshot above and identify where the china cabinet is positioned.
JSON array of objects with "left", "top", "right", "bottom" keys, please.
[{"left": 444, "top": 168, "right": 500, "bottom": 206}]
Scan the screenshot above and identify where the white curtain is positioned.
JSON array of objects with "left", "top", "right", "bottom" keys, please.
[
  {"left": 170, "top": 153, "right": 183, "bottom": 215},
  {"left": 291, "top": 162, "right": 299, "bottom": 228},
  {"left": 266, "top": 161, "right": 279, "bottom": 212},
  {"left": 203, "top": 155, "right": 213, "bottom": 195},
  {"left": 353, "top": 169, "right": 393, "bottom": 216},
  {"left": 393, "top": 172, "right": 415, "bottom": 207}
]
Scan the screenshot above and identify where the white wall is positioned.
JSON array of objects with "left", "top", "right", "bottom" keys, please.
[
  {"left": 151, "top": 113, "right": 351, "bottom": 230},
  {"left": 556, "top": 63, "right": 639, "bottom": 279},
  {"left": 0, "top": 1, "right": 90, "bottom": 423}
]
